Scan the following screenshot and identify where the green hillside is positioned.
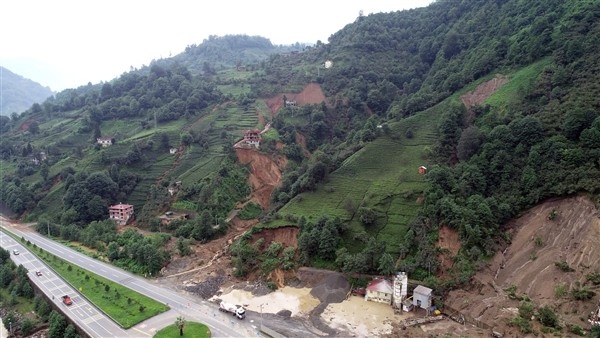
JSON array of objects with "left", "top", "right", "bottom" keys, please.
[{"left": 1, "top": 0, "right": 599, "bottom": 285}]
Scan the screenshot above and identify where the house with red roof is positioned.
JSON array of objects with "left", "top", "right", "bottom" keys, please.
[{"left": 365, "top": 278, "right": 394, "bottom": 304}]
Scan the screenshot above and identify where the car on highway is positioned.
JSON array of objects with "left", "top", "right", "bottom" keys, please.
[
  {"left": 13, "top": 249, "right": 19, "bottom": 255},
  {"left": 62, "top": 295, "right": 73, "bottom": 306},
  {"left": 35, "top": 271, "right": 42, "bottom": 276}
]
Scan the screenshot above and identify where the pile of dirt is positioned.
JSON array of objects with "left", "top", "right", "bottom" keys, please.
[
  {"left": 184, "top": 274, "right": 226, "bottom": 299},
  {"left": 277, "top": 309, "right": 292, "bottom": 318},
  {"left": 310, "top": 274, "right": 350, "bottom": 304}
]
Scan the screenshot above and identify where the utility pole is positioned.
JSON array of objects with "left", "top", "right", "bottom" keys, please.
[{"left": 259, "top": 303, "right": 268, "bottom": 329}]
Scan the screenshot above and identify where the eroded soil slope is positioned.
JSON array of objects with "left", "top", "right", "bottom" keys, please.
[
  {"left": 265, "top": 83, "right": 326, "bottom": 116},
  {"left": 460, "top": 74, "right": 508, "bottom": 110},
  {"left": 160, "top": 146, "right": 286, "bottom": 284},
  {"left": 236, "top": 148, "right": 286, "bottom": 210},
  {"left": 445, "top": 195, "right": 600, "bottom": 334}
]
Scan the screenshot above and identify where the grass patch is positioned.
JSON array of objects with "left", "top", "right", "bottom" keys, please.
[
  {"left": 154, "top": 322, "right": 211, "bottom": 338},
  {"left": 485, "top": 58, "right": 551, "bottom": 108},
  {"left": 238, "top": 202, "right": 262, "bottom": 220}
]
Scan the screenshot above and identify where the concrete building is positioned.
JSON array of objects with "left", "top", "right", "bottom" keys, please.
[
  {"left": 243, "top": 129, "right": 261, "bottom": 148},
  {"left": 109, "top": 203, "right": 134, "bottom": 226}
]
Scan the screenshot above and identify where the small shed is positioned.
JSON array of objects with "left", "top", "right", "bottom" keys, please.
[
  {"left": 418, "top": 166, "right": 427, "bottom": 175},
  {"left": 413, "top": 285, "right": 433, "bottom": 309}
]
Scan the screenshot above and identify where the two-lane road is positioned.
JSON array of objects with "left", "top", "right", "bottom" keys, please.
[{"left": 1, "top": 224, "right": 258, "bottom": 337}]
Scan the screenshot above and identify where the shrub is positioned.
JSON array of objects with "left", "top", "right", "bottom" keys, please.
[
  {"left": 266, "top": 281, "right": 278, "bottom": 291},
  {"left": 568, "top": 323, "right": 585, "bottom": 336},
  {"left": 260, "top": 258, "right": 279, "bottom": 276},
  {"left": 571, "top": 286, "right": 594, "bottom": 300},
  {"left": 555, "top": 261, "right": 574, "bottom": 272},
  {"left": 509, "top": 316, "right": 532, "bottom": 334},
  {"left": 265, "top": 242, "right": 283, "bottom": 258},
  {"left": 534, "top": 237, "right": 544, "bottom": 247},
  {"left": 519, "top": 301, "right": 535, "bottom": 319},
  {"left": 538, "top": 305, "right": 561, "bottom": 329},
  {"left": 505, "top": 285, "right": 518, "bottom": 299},
  {"left": 554, "top": 283, "right": 567, "bottom": 298},
  {"left": 586, "top": 272, "right": 600, "bottom": 285}
]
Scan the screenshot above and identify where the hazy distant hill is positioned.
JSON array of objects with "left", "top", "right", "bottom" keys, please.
[
  {"left": 151, "top": 34, "right": 306, "bottom": 75},
  {"left": 0, "top": 66, "right": 54, "bottom": 116}
]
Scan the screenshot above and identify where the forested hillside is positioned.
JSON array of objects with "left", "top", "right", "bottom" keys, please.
[
  {"left": 152, "top": 35, "right": 306, "bottom": 75},
  {"left": 0, "top": 66, "right": 54, "bottom": 116},
  {"left": 0, "top": 0, "right": 599, "bottom": 285}
]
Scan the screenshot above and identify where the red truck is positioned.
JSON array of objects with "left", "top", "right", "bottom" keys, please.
[{"left": 62, "top": 295, "right": 73, "bottom": 306}]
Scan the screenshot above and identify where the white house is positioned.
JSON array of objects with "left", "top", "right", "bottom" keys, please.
[
  {"left": 365, "top": 278, "right": 394, "bottom": 304},
  {"left": 97, "top": 137, "right": 114, "bottom": 147}
]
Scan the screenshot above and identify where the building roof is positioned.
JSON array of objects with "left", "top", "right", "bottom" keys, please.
[
  {"left": 366, "top": 279, "right": 393, "bottom": 294},
  {"left": 109, "top": 203, "right": 133, "bottom": 210},
  {"left": 413, "top": 285, "right": 433, "bottom": 296}
]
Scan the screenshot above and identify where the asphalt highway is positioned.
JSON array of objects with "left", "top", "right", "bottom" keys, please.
[{"left": 0, "top": 224, "right": 261, "bottom": 337}]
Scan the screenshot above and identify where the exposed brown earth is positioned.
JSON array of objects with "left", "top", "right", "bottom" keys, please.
[
  {"left": 443, "top": 195, "right": 600, "bottom": 336},
  {"left": 265, "top": 82, "right": 326, "bottom": 116},
  {"left": 460, "top": 74, "right": 508, "bottom": 110},
  {"left": 251, "top": 226, "right": 299, "bottom": 250},
  {"left": 437, "top": 225, "right": 461, "bottom": 279},
  {"left": 235, "top": 148, "right": 286, "bottom": 210}
]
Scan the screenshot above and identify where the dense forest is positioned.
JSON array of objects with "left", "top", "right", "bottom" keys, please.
[{"left": 0, "top": 0, "right": 598, "bottom": 289}]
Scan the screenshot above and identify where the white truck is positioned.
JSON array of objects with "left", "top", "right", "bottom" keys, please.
[{"left": 219, "top": 301, "right": 246, "bottom": 319}]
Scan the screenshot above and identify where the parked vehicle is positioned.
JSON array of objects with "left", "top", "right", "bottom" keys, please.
[
  {"left": 62, "top": 295, "right": 73, "bottom": 306},
  {"left": 219, "top": 301, "right": 245, "bottom": 319}
]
